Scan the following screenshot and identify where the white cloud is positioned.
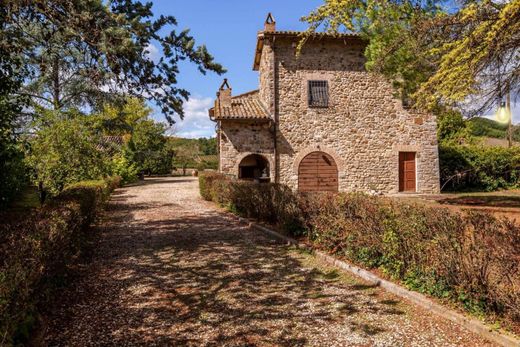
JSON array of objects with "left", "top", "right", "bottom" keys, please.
[
  {"left": 171, "top": 96, "right": 216, "bottom": 138},
  {"left": 144, "top": 43, "right": 160, "bottom": 63}
]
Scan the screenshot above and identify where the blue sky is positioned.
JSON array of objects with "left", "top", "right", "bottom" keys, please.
[
  {"left": 149, "top": 1, "right": 518, "bottom": 138},
  {"left": 150, "top": 0, "right": 322, "bottom": 138}
]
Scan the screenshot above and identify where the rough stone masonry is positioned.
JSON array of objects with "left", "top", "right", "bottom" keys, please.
[{"left": 209, "top": 14, "right": 440, "bottom": 194}]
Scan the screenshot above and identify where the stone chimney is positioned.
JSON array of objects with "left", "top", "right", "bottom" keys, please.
[
  {"left": 264, "top": 13, "right": 276, "bottom": 32},
  {"left": 217, "top": 79, "right": 232, "bottom": 108}
]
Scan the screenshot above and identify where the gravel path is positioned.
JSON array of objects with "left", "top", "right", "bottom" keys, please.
[{"left": 44, "top": 177, "right": 494, "bottom": 346}]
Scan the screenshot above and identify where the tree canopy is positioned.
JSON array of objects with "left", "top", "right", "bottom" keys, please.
[
  {"left": 303, "top": 0, "right": 519, "bottom": 113},
  {"left": 1, "top": 0, "right": 225, "bottom": 124}
]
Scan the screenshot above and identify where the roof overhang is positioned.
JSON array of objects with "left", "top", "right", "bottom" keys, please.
[{"left": 253, "top": 31, "right": 365, "bottom": 71}]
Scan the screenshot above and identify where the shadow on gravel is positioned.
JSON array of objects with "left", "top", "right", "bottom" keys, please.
[{"left": 44, "top": 181, "right": 404, "bottom": 346}]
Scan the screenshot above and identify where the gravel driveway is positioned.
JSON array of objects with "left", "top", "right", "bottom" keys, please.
[{"left": 44, "top": 177, "right": 493, "bottom": 346}]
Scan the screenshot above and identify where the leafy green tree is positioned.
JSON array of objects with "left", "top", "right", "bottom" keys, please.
[
  {"left": 415, "top": 1, "right": 520, "bottom": 111},
  {"left": 0, "top": 14, "right": 28, "bottom": 208},
  {"left": 2, "top": 0, "right": 225, "bottom": 124},
  {"left": 173, "top": 144, "right": 200, "bottom": 176},
  {"left": 302, "top": 0, "right": 442, "bottom": 104},
  {"left": 436, "top": 109, "right": 470, "bottom": 143},
  {"left": 25, "top": 111, "right": 107, "bottom": 198},
  {"left": 198, "top": 137, "right": 217, "bottom": 155},
  {"left": 129, "top": 119, "right": 173, "bottom": 175},
  {"left": 304, "top": 0, "right": 518, "bottom": 113},
  {"left": 90, "top": 97, "right": 153, "bottom": 136}
]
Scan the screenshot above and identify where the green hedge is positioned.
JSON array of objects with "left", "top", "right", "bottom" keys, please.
[
  {"left": 0, "top": 176, "right": 120, "bottom": 345},
  {"left": 439, "top": 143, "right": 520, "bottom": 191},
  {"left": 199, "top": 173, "right": 520, "bottom": 330}
]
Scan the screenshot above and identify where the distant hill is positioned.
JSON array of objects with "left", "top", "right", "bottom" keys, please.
[{"left": 468, "top": 117, "right": 520, "bottom": 142}]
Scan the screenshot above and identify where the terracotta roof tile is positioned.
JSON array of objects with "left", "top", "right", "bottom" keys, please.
[{"left": 212, "top": 90, "right": 271, "bottom": 121}]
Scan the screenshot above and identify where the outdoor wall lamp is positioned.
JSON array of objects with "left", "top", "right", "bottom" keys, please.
[{"left": 495, "top": 100, "right": 510, "bottom": 124}]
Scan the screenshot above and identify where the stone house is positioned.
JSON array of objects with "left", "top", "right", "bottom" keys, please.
[{"left": 209, "top": 14, "right": 440, "bottom": 194}]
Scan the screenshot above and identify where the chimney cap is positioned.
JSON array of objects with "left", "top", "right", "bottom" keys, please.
[
  {"left": 219, "top": 78, "right": 231, "bottom": 91},
  {"left": 264, "top": 13, "right": 276, "bottom": 32}
]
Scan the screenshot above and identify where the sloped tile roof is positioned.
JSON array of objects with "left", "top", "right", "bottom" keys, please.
[{"left": 211, "top": 90, "right": 271, "bottom": 121}]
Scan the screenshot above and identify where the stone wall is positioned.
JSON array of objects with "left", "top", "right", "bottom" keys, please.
[
  {"left": 270, "top": 37, "right": 440, "bottom": 194},
  {"left": 219, "top": 120, "right": 275, "bottom": 179}
]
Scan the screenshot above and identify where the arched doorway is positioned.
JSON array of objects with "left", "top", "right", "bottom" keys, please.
[
  {"left": 238, "top": 154, "right": 270, "bottom": 182},
  {"left": 298, "top": 151, "right": 338, "bottom": 192}
]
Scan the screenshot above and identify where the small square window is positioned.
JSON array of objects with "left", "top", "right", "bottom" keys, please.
[{"left": 308, "top": 80, "right": 329, "bottom": 107}]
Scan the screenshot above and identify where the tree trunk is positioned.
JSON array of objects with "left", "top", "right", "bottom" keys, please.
[{"left": 52, "top": 56, "right": 60, "bottom": 110}]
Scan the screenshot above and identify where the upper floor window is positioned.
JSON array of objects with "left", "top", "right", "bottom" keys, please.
[{"left": 308, "top": 80, "right": 329, "bottom": 107}]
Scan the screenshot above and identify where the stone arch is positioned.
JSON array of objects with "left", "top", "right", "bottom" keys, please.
[
  {"left": 234, "top": 152, "right": 274, "bottom": 181},
  {"left": 292, "top": 145, "right": 344, "bottom": 175}
]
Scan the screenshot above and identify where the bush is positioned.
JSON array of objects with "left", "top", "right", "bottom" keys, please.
[
  {"left": 0, "top": 146, "right": 26, "bottom": 210},
  {"left": 199, "top": 173, "right": 520, "bottom": 328},
  {"left": 110, "top": 154, "right": 139, "bottom": 184},
  {"left": 25, "top": 112, "right": 108, "bottom": 196},
  {"left": 439, "top": 143, "right": 520, "bottom": 191},
  {"left": 0, "top": 177, "right": 119, "bottom": 345}
]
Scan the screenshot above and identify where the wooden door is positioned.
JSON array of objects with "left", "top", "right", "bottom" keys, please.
[
  {"left": 298, "top": 152, "right": 338, "bottom": 192},
  {"left": 399, "top": 152, "right": 416, "bottom": 192}
]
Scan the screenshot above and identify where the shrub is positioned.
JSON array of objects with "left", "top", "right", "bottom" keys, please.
[
  {"left": 25, "top": 111, "right": 108, "bottom": 196},
  {"left": 439, "top": 143, "right": 520, "bottom": 191},
  {"left": 110, "top": 154, "right": 139, "bottom": 184},
  {"left": 303, "top": 194, "right": 520, "bottom": 324},
  {"left": 0, "top": 177, "right": 119, "bottom": 345},
  {"left": 199, "top": 172, "right": 229, "bottom": 201},
  {"left": 199, "top": 175, "right": 520, "bottom": 328}
]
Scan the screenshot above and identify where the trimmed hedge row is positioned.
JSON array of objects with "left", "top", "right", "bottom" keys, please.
[
  {"left": 199, "top": 172, "right": 520, "bottom": 331},
  {"left": 0, "top": 176, "right": 121, "bottom": 345}
]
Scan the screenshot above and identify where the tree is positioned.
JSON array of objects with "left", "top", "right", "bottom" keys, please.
[
  {"left": 173, "top": 144, "right": 200, "bottom": 176},
  {"left": 198, "top": 137, "right": 217, "bottom": 155},
  {"left": 90, "top": 97, "right": 153, "bottom": 136},
  {"left": 302, "top": 0, "right": 442, "bottom": 105},
  {"left": 25, "top": 111, "right": 107, "bottom": 198},
  {"left": 0, "top": 5, "right": 28, "bottom": 208},
  {"left": 129, "top": 119, "right": 173, "bottom": 175},
  {"left": 414, "top": 1, "right": 520, "bottom": 112},
  {"left": 303, "top": 0, "right": 519, "bottom": 113},
  {"left": 1, "top": 0, "right": 225, "bottom": 124}
]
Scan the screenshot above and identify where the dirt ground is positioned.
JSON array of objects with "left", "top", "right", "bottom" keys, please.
[{"left": 43, "top": 177, "right": 495, "bottom": 346}]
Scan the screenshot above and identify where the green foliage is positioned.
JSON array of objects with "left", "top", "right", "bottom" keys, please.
[
  {"left": 198, "top": 137, "right": 218, "bottom": 155},
  {"left": 468, "top": 117, "right": 509, "bottom": 139},
  {"left": 304, "top": 1, "right": 518, "bottom": 112},
  {"left": 129, "top": 119, "right": 173, "bottom": 175},
  {"left": 109, "top": 153, "right": 139, "bottom": 184},
  {"left": 0, "top": 145, "right": 26, "bottom": 210},
  {"left": 0, "top": 40, "right": 28, "bottom": 209},
  {"left": 439, "top": 143, "right": 520, "bottom": 191},
  {"left": 0, "top": 178, "right": 118, "bottom": 345},
  {"left": 89, "top": 98, "right": 152, "bottom": 136},
  {"left": 2, "top": 1, "right": 225, "bottom": 123},
  {"left": 415, "top": 1, "right": 519, "bottom": 111},
  {"left": 436, "top": 110, "right": 469, "bottom": 142},
  {"left": 169, "top": 137, "right": 218, "bottom": 173},
  {"left": 199, "top": 175, "right": 520, "bottom": 326},
  {"left": 25, "top": 111, "right": 108, "bottom": 196}
]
